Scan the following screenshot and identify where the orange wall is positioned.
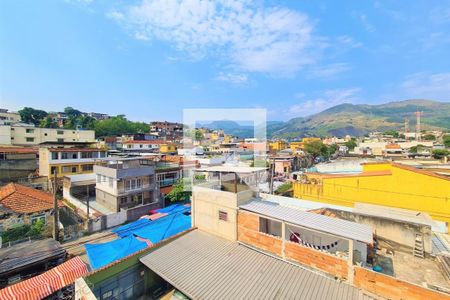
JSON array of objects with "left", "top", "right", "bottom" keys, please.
[
  {"left": 285, "top": 241, "right": 348, "bottom": 279},
  {"left": 354, "top": 267, "right": 450, "bottom": 300}
]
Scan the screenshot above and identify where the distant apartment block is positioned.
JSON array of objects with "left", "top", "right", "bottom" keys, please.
[
  {"left": 123, "top": 140, "right": 177, "bottom": 154},
  {"left": 0, "top": 124, "right": 95, "bottom": 146},
  {"left": 94, "top": 158, "right": 160, "bottom": 215},
  {"left": 39, "top": 147, "right": 107, "bottom": 178},
  {"left": 0, "top": 109, "right": 21, "bottom": 125},
  {"left": 150, "top": 121, "right": 183, "bottom": 139}
]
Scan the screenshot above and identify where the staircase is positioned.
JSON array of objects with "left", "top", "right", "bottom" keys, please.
[{"left": 414, "top": 233, "right": 425, "bottom": 258}]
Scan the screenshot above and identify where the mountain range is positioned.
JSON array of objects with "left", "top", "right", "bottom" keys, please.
[{"left": 201, "top": 100, "right": 450, "bottom": 138}]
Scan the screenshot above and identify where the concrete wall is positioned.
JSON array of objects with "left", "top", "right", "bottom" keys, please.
[
  {"left": 354, "top": 266, "right": 450, "bottom": 300},
  {"left": 126, "top": 202, "right": 162, "bottom": 221},
  {"left": 192, "top": 186, "right": 242, "bottom": 241},
  {"left": 331, "top": 209, "right": 432, "bottom": 254},
  {"left": 0, "top": 158, "right": 38, "bottom": 184},
  {"left": 0, "top": 125, "right": 12, "bottom": 145}
]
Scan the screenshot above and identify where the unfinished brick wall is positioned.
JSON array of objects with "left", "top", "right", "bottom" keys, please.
[
  {"left": 285, "top": 241, "right": 348, "bottom": 279},
  {"left": 354, "top": 266, "right": 450, "bottom": 300},
  {"left": 237, "top": 211, "right": 282, "bottom": 256}
]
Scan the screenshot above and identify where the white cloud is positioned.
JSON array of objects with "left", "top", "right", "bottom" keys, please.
[
  {"left": 401, "top": 73, "right": 450, "bottom": 101},
  {"left": 109, "top": 0, "right": 316, "bottom": 76},
  {"left": 336, "top": 35, "right": 363, "bottom": 49},
  {"left": 308, "top": 63, "right": 351, "bottom": 79},
  {"left": 215, "top": 72, "right": 248, "bottom": 85},
  {"left": 287, "top": 88, "right": 361, "bottom": 117}
]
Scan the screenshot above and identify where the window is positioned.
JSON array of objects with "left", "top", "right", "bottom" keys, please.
[
  {"left": 139, "top": 145, "right": 143, "bottom": 148},
  {"left": 61, "top": 152, "right": 69, "bottom": 159},
  {"left": 81, "top": 152, "right": 93, "bottom": 158},
  {"left": 51, "top": 152, "right": 59, "bottom": 160},
  {"left": 219, "top": 210, "right": 228, "bottom": 221},
  {"left": 108, "top": 177, "right": 113, "bottom": 188},
  {"left": 57, "top": 138, "right": 64, "bottom": 143},
  {"left": 99, "top": 151, "right": 106, "bottom": 158},
  {"left": 26, "top": 137, "right": 34, "bottom": 142},
  {"left": 82, "top": 164, "right": 93, "bottom": 172},
  {"left": 26, "top": 129, "right": 34, "bottom": 133},
  {"left": 120, "top": 197, "right": 127, "bottom": 204},
  {"left": 71, "top": 166, "right": 77, "bottom": 173},
  {"left": 259, "top": 217, "right": 282, "bottom": 237},
  {"left": 51, "top": 166, "right": 58, "bottom": 175},
  {"left": 127, "top": 145, "right": 132, "bottom": 149},
  {"left": 125, "top": 178, "right": 142, "bottom": 191},
  {"left": 57, "top": 130, "right": 64, "bottom": 135},
  {"left": 70, "top": 152, "right": 78, "bottom": 159}
]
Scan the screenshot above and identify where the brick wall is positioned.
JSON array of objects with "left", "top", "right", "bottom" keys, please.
[
  {"left": 354, "top": 266, "right": 450, "bottom": 300},
  {"left": 237, "top": 211, "right": 282, "bottom": 256},
  {"left": 285, "top": 241, "right": 348, "bottom": 279}
]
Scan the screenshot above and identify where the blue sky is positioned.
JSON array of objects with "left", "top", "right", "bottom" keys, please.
[{"left": 1, "top": 0, "right": 450, "bottom": 122}]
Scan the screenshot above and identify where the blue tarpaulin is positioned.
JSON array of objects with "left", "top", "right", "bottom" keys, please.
[
  {"left": 132, "top": 213, "right": 191, "bottom": 243},
  {"left": 85, "top": 235, "right": 148, "bottom": 270},
  {"left": 112, "top": 218, "right": 151, "bottom": 238},
  {"left": 85, "top": 212, "right": 192, "bottom": 270},
  {"left": 155, "top": 204, "right": 190, "bottom": 215}
]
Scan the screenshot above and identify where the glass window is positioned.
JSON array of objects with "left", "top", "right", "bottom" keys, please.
[
  {"left": 99, "top": 151, "right": 106, "bottom": 158},
  {"left": 82, "top": 164, "right": 93, "bottom": 172},
  {"left": 137, "top": 178, "right": 142, "bottom": 188},
  {"left": 57, "top": 130, "right": 64, "bottom": 135},
  {"left": 61, "top": 153, "right": 69, "bottom": 159},
  {"left": 71, "top": 152, "right": 78, "bottom": 159},
  {"left": 57, "top": 138, "right": 64, "bottom": 143},
  {"left": 26, "top": 129, "right": 34, "bottom": 133},
  {"left": 51, "top": 152, "right": 59, "bottom": 160},
  {"left": 26, "top": 137, "right": 34, "bottom": 142},
  {"left": 81, "top": 152, "right": 93, "bottom": 158}
]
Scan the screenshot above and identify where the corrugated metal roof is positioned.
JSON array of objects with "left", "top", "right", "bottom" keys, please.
[
  {"left": 240, "top": 200, "right": 373, "bottom": 243},
  {"left": 140, "top": 230, "right": 374, "bottom": 300}
]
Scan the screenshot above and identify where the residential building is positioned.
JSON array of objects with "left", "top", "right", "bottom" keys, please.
[
  {"left": 75, "top": 166, "right": 450, "bottom": 300},
  {"left": 122, "top": 140, "right": 164, "bottom": 152},
  {"left": 269, "top": 140, "right": 288, "bottom": 152},
  {"left": 0, "top": 183, "right": 62, "bottom": 231},
  {"left": 0, "top": 109, "right": 21, "bottom": 125},
  {"left": 94, "top": 157, "right": 160, "bottom": 217},
  {"left": 0, "top": 124, "right": 95, "bottom": 146},
  {"left": 293, "top": 161, "right": 450, "bottom": 231},
  {"left": 156, "top": 161, "right": 182, "bottom": 196},
  {"left": 149, "top": 121, "right": 183, "bottom": 139},
  {"left": 270, "top": 155, "right": 300, "bottom": 176},
  {"left": 0, "top": 147, "right": 38, "bottom": 184},
  {"left": 159, "top": 142, "right": 177, "bottom": 154},
  {"left": 0, "top": 239, "right": 67, "bottom": 288},
  {"left": 39, "top": 147, "right": 107, "bottom": 178},
  {"left": 86, "top": 112, "right": 110, "bottom": 120}
]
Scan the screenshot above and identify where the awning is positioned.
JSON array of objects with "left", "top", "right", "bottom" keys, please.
[{"left": 0, "top": 257, "right": 88, "bottom": 300}]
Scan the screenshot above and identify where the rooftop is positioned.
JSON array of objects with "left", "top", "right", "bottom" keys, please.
[
  {"left": 0, "top": 183, "right": 62, "bottom": 213},
  {"left": 140, "top": 230, "right": 374, "bottom": 300},
  {"left": 197, "top": 165, "right": 267, "bottom": 173},
  {"left": 240, "top": 200, "right": 373, "bottom": 243}
]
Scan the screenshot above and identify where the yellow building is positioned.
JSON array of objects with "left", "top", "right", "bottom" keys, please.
[
  {"left": 39, "top": 147, "right": 107, "bottom": 178},
  {"left": 269, "top": 141, "right": 287, "bottom": 152},
  {"left": 159, "top": 143, "right": 177, "bottom": 154},
  {"left": 289, "top": 137, "right": 322, "bottom": 152},
  {"left": 293, "top": 162, "right": 450, "bottom": 228}
]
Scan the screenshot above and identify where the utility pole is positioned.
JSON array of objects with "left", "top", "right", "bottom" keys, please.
[
  {"left": 52, "top": 168, "right": 59, "bottom": 241},
  {"left": 86, "top": 184, "right": 90, "bottom": 220},
  {"left": 269, "top": 158, "right": 275, "bottom": 194}
]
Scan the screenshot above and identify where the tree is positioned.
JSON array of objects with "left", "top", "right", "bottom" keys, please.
[
  {"left": 64, "top": 106, "right": 82, "bottom": 118},
  {"left": 432, "top": 149, "right": 450, "bottom": 159},
  {"left": 93, "top": 116, "right": 150, "bottom": 137},
  {"left": 18, "top": 107, "right": 47, "bottom": 125},
  {"left": 409, "top": 144, "right": 426, "bottom": 154},
  {"left": 384, "top": 130, "right": 399, "bottom": 138},
  {"left": 304, "top": 140, "right": 329, "bottom": 160},
  {"left": 423, "top": 134, "right": 435, "bottom": 141},
  {"left": 328, "top": 144, "right": 338, "bottom": 156},
  {"left": 195, "top": 130, "right": 204, "bottom": 141},
  {"left": 0, "top": 219, "right": 46, "bottom": 243},
  {"left": 344, "top": 139, "right": 357, "bottom": 150},
  {"left": 275, "top": 182, "right": 292, "bottom": 196},
  {"left": 166, "top": 179, "right": 191, "bottom": 202},
  {"left": 39, "top": 116, "right": 58, "bottom": 128},
  {"left": 443, "top": 135, "right": 450, "bottom": 148}
]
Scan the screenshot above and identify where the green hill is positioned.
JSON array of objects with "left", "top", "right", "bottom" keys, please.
[{"left": 270, "top": 99, "right": 450, "bottom": 138}]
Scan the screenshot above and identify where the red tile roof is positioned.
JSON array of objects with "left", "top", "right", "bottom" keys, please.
[
  {"left": 0, "top": 147, "right": 38, "bottom": 154},
  {"left": 0, "top": 183, "right": 62, "bottom": 213}
]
